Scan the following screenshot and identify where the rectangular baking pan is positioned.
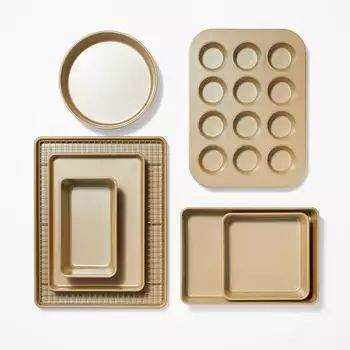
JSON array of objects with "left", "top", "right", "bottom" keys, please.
[
  {"left": 223, "top": 212, "right": 310, "bottom": 301},
  {"left": 35, "top": 137, "right": 167, "bottom": 308},
  {"left": 182, "top": 208, "right": 318, "bottom": 304},
  {"left": 49, "top": 153, "right": 144, "bottom": 292},
  {"left": 189, "top": 29, "right": 306, "bottom": 188},
  {"left": 61, "top": 177, "right": 118, "bottom": 278}
]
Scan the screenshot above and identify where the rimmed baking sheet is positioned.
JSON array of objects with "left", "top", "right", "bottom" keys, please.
[
  {"left": 49, "top": 154, "right": 144, "bottom": 292},
  {"left": 61, "top": 177, "right": 118, "bottom": 278},
  {"left": 35, "top": 137, "right": 167, "bottom": 308}
]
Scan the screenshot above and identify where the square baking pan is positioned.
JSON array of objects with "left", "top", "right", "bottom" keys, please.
[
  {"left": 35, "top": 137, "right": 167, "bottom": 308},
  {"left": 61, "top": 177, "right": 118, "bottom": 278},
  {"left": 49, "top": 153, "right": 144, "bottom": 292},
  {"left": 182, "top": 208, "right": 318, "bottom": 304},
  {"left": 223, "top": 212, "right": 309, "bottom": 301},
  {"left": 189, "top": 29, "right": 306, "bottom": 187}
]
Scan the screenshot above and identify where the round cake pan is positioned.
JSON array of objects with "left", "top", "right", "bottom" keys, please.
[{"left": 60, "top": 31, "right": 158, "bottom": 129}]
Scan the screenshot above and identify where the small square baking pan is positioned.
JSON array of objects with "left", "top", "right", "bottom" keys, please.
[
  {"left": 61, "top": 177, "right": 118, "bottom": 278},
  {"left": 223, "top": 212, "right": 309, "bottom": 301}
]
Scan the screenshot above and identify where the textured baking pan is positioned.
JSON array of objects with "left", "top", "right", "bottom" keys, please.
[
  {"left": 189, "top": 29, "right": 306, "bottom": 187},
  {"left": 49, "top": 154, "right": 144, "bottom": 291},
  {"left": 182, "top": 208, "right": 318, "bottom": 304},
  {"left": 35, "top": 137, "right": 167, "bottom": 308},
  {"left": 223, "top": 212, "right": 310, "bottom": 301},
  {"left": 61, "top": 177, "right": 118, "bottom": 278}
]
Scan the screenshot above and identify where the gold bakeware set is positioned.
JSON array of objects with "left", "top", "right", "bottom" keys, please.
[
  {"left": 35, "top": 32, "right": 166, "bottom": 308},
  {"left": 34, "top": 29, "right": 319, "bottom": 308},
  {"left": 35, "top": 138, "right": 167, "bottom": 307}
]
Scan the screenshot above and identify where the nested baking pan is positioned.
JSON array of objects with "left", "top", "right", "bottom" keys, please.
[
  {"left": 49, "top": 153, "right": 144, "bottom": 292},
  {"left": 35, "top": 137, "right": 167, "bottom": 308},
  {"left": 190, "top": 29, "right": 306, "bottom": 187},
  {"left": 61, "top": 177, "right": 118, "bottom": 278},
  {"left": 182, "top": 208, "right": 318, "bottom": 304},
  {"left": 223, "top": 212, "right": 309, "bottom": 301}
]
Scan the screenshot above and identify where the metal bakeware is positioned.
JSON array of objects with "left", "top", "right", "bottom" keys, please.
[
  {"left": 35, "top": 137, "right": 167, "bottom": 308},
  {"left": 223, "top": 212, "right": 310, "bottom": 301},
  {"left": 49, "top": 153, "right": 144, "bottom": 292},
  {"left": 182, "top": 208, "right": 318, "bottom": 304},
  {"left": 61, "top": 177, "right": 118, "bottom": 278},
  {"left": 190, "top": 29, "right": 306, "bottom": 187},
  {"left": 60, "top": 31, "right": 158, "bottom": 129}
]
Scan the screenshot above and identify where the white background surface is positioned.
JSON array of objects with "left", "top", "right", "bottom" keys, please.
[{"left": 0, "top": 0, "right": 348, "bottom": 349}]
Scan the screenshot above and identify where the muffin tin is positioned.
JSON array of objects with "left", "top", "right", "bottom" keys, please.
[
  {"left": 182, "top": 208, "right": 318, "bottom": 304},
  {"left": 190, "top": 29, "right": 306, "bottom": 187},
  {"left": 35, "top": 137, "right": 167, "bottom": 308}
]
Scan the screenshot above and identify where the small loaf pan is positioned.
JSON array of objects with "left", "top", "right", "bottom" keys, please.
[{"left": 61, "top": 177, "right": 118, "bottom": 278}]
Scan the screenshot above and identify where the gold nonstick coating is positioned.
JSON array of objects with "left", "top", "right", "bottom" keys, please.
[{"left": 60, "top": 31, "right": 158, "bottom": 129}]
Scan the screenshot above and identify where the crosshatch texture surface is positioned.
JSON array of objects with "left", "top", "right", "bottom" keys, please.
[{"left": 35, "top": 137, "right": 167, "bottom": 307}]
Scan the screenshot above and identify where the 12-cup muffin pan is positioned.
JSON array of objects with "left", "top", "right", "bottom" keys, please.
[{"left": 190, "top": 29, "right": 306, "bottom": 187}]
